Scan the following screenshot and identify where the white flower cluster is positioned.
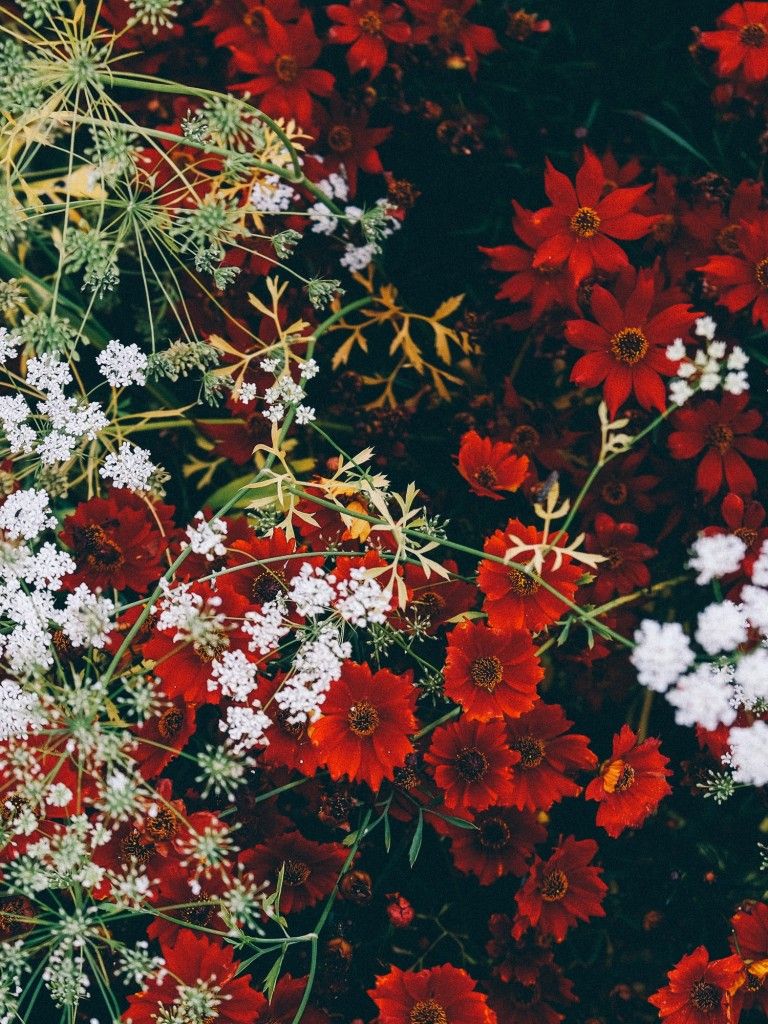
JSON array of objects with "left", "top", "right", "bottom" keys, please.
[
  {"left": 250, "top": 173, "right": 297, "bottom": 214},
  {"left": 0, "top": 678, "right": 44, "bottom": 741},
  {"left": 666, "top": 317, "right": 750, "bottom": 406},
  {"left": 0, "top": 353, "right": 108, "bottom": 465},
  {"left": 100, "top": 442, "right": 157, "bottom": 491},
  {"left": 308, "top": 167, "right": 400, "bottom": 272},
  {"left": 632, "top": 535, "right": 768, "bottom": 788},
  {"left": 186, "top": 511, "right": 228, "bottom": 561},
  {"left": 260, "top": 361, "right": 318, "bottom": 426},
  {"left": 0, "top": 326, "right": 20, "bottom": 362},
  {"left": 96, "top": 339, "right": 148, "bottom": 388}
]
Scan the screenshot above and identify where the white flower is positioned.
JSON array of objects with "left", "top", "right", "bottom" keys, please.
[
  {"left": 96, "top": 339, "right": 148, "bottom": 388},
  {"left": 209, "top": 650, "right": 258, "bottom": 702},
  {"left": 26, "top": 353, "right": 72, "bottom": 393},
  {"left": 751, "top": 538, "right": 768, "bottom": 586},
  {"left": 0, "top": 488, "right": 56, "bottom": 540},
  {"left": 295, "top": 404, "right": 316, "bottom": 425},
  {"left": 340, "top": 242, "right": 378, "bottom": 272},
  {"left": 727, "top": 346, "right": 749, "bottom": 371},
  {"left": 333, "top": 566, "right": 391, "bottom": 627},
  {"left": 250, "top": 174, "right": 296, "bottom": 214},
  {"left": 289, "top": 564, "right": 335, "bottom": 618},
  {"left": 688, "top": 533, "right": 746, "bottom": 584},
  {"left": 0, "top": 326, "right": 20, "bottom": 362},
  {"left": 60, "top": 584, "right": 115, "bottom": 649},
  {"left": 723, "top": 370, "right": 749, "bottom": 395},
  {"left": 0, "top": 679, "right": 43, "bottom": 741},
  {"left": 221, "top": 705, "right": 271, "bottom": 753},
  {"left": 695, "top": 600, "right": 748, "bottom": 655},
  {"left": 631, "top": 619, "right": 695, "bottom": 692},
  {"left": 100, "top": 442, "right": 156, "bottom": 491},
  {"left": 666, "top": 663, "right": 737, "bottom": 731},
  {"left": 669, "top": 379, "right": 695, "bottom": 406},
  {"left": 186, "top": 512, "right": 227, "bottom": 561},
  {"left": 695, "top": 315, "right": 717, "bottom": 340},
  {"left": 666, "top": 338, "right": 686, "bottom": 361},
  {"left": 243, "top": 599, "right": 289, "bottom": 655},
  {"left": 734, "top": 647, "right": 768, "bottom": 709},
  {"left": 741, "top": 584, "right": 768, "bottom": 633},
  {"left": 728, "top": 720, "right": 768, "bottom": 787}
]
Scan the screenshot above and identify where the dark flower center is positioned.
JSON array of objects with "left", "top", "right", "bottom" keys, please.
[
  {"left": 652, "top": 214, "right": 676, "bottom": 245},
  {"left": 417, "top": 590, "right": 446, "bottom": 622},
  {"left": 507, "top": 568, "right": 539, "bottom": 595},
  {"left": 454, "top": 746, "right": 489, "bottom": 781},
  {"left": 284, "top": 859, "right": 311, "bottom": 886},
  {"left": 144, "top": 808, "right": 177, "bottom": 842},
  {"left": 347, "top": 700, "right": 381, "bottom": 737},
  {"left": 540, "top": 868, "right": 569, "bottom": 901},
  {"left": 193, "top": 630, "right": 228, "bottom": 663},
  {"left": 437, "top": 8, "right": 462, "bottom": 35},
  {"left": 735, "top": 525, "right": 758, "bottom": 549},
  {"left": 740, "top": 22, "right": 768, "bottom": 47},
  {"left": 479, "top": 816, "right": 511, "bottom": 850},
  {"left": 510, "top": 424, "right": 540, "bottom": 453},
  {"left": 569, "top": 206, "right": 601, "bottom": 238},
  {"left": 157, "top": 707, "right": 184, "bottom": 741},
  {"left": 277, "top": 708, "right": 306, "bottom": 739},
  {"left": 614, "top": 764, "right": 636, "bottom": 792},
  {"left": 274, "top": 54, "right": 299, "bottom": 83},
  {"left": 469, "top": 655, "right": 503, "bottom": 692},
  {"left": 250, "top": 568, "right": 285, "bottom": 603},
  {"left": 0, "top": 896, "right": 34, "bottom": 939},
  {"left": 507, "top": 10, "right": 537, "bottom": 41},
  {"left": 328, "top": 124, "right": 354, "bottom": 153},
  {"left": 689, "top": 979, "right": 721, "bottom": 1012},
  {"left": 121, "top": 828, "right": 154, "bottom": 864},
  {"left": 602, "top": 545, "right": 624, "bottom": 569},
  {"left": 716, "top": 223, "right": 741, "bottom": 253},
  {"left": 706, "top": 423, "right": 734, "bottom": 453},
  {"left": 601, "top": 479, "right": 628, "bottom": 506},
  {"left": 243, "top": 10, "right": 266, "bottom": 34},
  {"left": 512, "top": 734, "right": 545, "bottom": 769},
  {"left": 474, "top": 465, "right": 498, "bottom": 489},
  {"left": 359, "top": 11, "right": 382, "bottom": 33},
  {"left": 756, "top": 256, "right": 768, "bottom": 288},
  {"left": 72, "top": 524, "right": 124, "bottom": 572},
  {"left": 610, "top": 327, "right": 649, "bottom": 365},
  {"left": 410, "top": 999, "right": 448, "bottom": 1024}
]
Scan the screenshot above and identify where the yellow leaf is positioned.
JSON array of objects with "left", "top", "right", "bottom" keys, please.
[{"left": 432, "top": 293, "right": 464, "bottom": 321}]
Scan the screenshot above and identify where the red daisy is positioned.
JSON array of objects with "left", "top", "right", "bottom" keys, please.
[
  {"left": 648, "top": 946, "right": 745, "bottom": 1024},
  {"left": 309, "top": 661, "right": 417, "bottom": 791},
  {"left": 239, "top": 831, "right": 348, "bottom": 914},
  {"left": 698, "top": 210, "right": 768, "bottom": 327},
  {"left": 585, "top": 724, "right": 672, "bottom": 838},
  {"left": 257, "top": 672, "right": 327, "bottom": 776},
  {"left": 565, "top": 268, "right": 698, "bottom": 415},
  {"left": 668, "top": 391, "right": 768, "bottom": 502},
  {"left": 60, "top": 489, "right": 176, "bottom": 594},
  {"left": 398, "top": 558, "right": 477, "bottom": 634},
  {"left": 700, "top": 3, "right": 768, "bottom": 82},
  {"left": 253, "top": 974, "right": 330, "bottom": 1023},
  {"left": 477, "top": 519, "right": 583, "bottom": 633},
  {"left": 506, "top": 8, "right": 551, "bottom": 42},
  {"left": 530, "top": 147, "right": 655, "bottom": 287},
  {"left": 718, "top": 492, "right": 768, "bottom": 576},
  {"left": 327, "top": 0, "right": 411, "bottom": 79},
  {"left": 317, "top": 97, "right": 392, "bottom": 194},
  {"left": 407, "top": 0, "right": 500, "bottom": 77},
  {"left": 586, "top": 513, "right": 657, "bottom": 604},
  {"left": 730, "top": 902, "right": 768, "bottom": 1014},
  {"left": 122, "top": 932, "right": 266, "bottom": 1024},
  {"left": 485, "top": 922, "right": 576, "bottom": 1024},
  {"left": 219, "top": 527, "right": 318, "bottom": 607},
  {"left": 368, "top": 963, "right": 497, "bottom": 1024},
  {"left": 131, "top": 695, "right": 196, "bottom": 780},
  {"left": 434, "top": 805, "right": 546, "bottom": 883},
  {"left": 146, "top": 869, "right": 230, "bottom": 946},
  {"left": 457, "top": 430, "right": 530, "bottom": 499},
  {"left": 505, "top": 702, "right": 597, "bottom": 812},
  {"left": 424, "top": 717, "right": 517, "bottom": 812},
  {"left": 514, "top": 835, "right": 607, "bottom": 943},
  {"left": 442, "top": 620, "right": 542, "bottom": 721},
  {"left": 209, "top": 1, "right": 301, "bottom": 72}
]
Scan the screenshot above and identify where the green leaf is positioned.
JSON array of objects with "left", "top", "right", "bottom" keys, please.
[
  {"left": 409, "top": 810, "right": 424, "bottom": 867},
  {"left": 262, "top": 948, "right": 286, "bottom": 1001},
  {"left": 624, "top": 111, "right": 711, "bottom": 167},
  {"left": 384, "top": 810, "right": 392, "bottom": 853},
  {"left": 205, "top": 472, "right": 262, "bottom": 511}
]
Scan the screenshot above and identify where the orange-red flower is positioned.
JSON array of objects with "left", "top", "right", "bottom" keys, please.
[
  {"left": 434, "top": 805, "right": 546, "bottom": 883},
  {"left": 406, "top": 0, "right": 500, "bottom": 77},
  {"left": 368, "top": 963, "right": 496, "bottom": 1024},
  {"left": 730, "top": 902, "right": 768, "bottom": 1014},
  {"left": 700, "top": 3, "right": 768, "bottom": 82},
  {"left": 424, "top": 717, "right": 517, "bottom": 812},
  {"left": 698, "top": 210, "right": 768, "bottom": 327},
  {"left": 457, "top": 430, "right": 530, "bottom": 499},
  {"left": 505, "top": 702, "right": 597, "bottom": 811},
  {"left": 585, "top": 724, "right": 672, "bottom": 838},
  {"left": 648, "top": 946, "right": 745, "bottom": 1024},
  {"left": 442, "top": 620, "right": 542, "bottom": 720},
  {"left": 327, "top": 0, "right": 411, "bottom": 79},
  {"left": 309, "top": 661, "right": 416, "bottom": 791},
  {"left": 239, "top": 831, "right": 348, "bottom": 914},
  {"left": 586, "top": 513, "right": 657, "bottom": 603},
  {"left": 514, "top": 836, "right": 607, "bottom": 942},
  {"left": 477, "top": 519, "right": 583, "bottom": 633}
]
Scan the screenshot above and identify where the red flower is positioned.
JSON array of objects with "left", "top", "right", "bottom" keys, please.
[
  {"left": 434, "top": 805, "right": 546, "bottom": 883},
  {"left": 316, "top": 98, "right": 392, "bottom": 194},
  {"left": 719, "top": 492, "right": 768, "bottom": 576},
  {"left": 514, "top": 836, "right": 607, "bottom": 942},
  {"left": 700, "top": 3, "right": 768, "bottom": 82},
  {"left": 565, "top": 269, "right": 698, "bottom": 415},
  {"left": 531, "top": 147, "right": 655, "bottom": 287},
  {"left": 132, "top": 695, "right": 196, "bottom": 779},
  {"left": 424, "top": 717, "right": 517, "bottom": 812},
  {"left": 386, "top": 892, "right": 415, "bottom": 927},
  {"left": 586, "top": 513, "right": 657, "bottom": 603},
  {"left": 253, "top": 974, "right": 330, "bottom": 1023},
  {"left": 505, "top": 702, "right": 597, "bottom": 811},
  {"left": 239, "top": 831, "right": 348, "bottom": 914},
  {"left": 442, "top": 620, "right": 542, "bottom": 720},
  {"left": 60, "top": 489, "right": 176, "bottom": 594},
  {"left": 327, "top": 0, "right": 411, "bottom": 79},
  {"left": 122, "top": 932, "right": 266, "bottom": 1024},
  {"left": 368, "top": 963, "right": 496, "bottom": 1024},
  {"left": 585, "top": 724, "right": 672, "bottom": 838},
  {"left": 730, "top": 902, "right": 768, "bottom": 1014},
  {"left": 485, "top": 924, "right": 576, "bottom": 1024},
  {"left": 699, "top": 210, "right": 768, "bottom": 327},
  {"left": 399, "top": 559, "right": 477, "bottom": 634},
  {"left": 257, "top": 672, "right": 327, "bottom": 776},
  {"left": 506, "top": 8, "right": 551, "bottom": 42},
  {"left": 309, "top": 661, "right": 416, "bottom": 791},
  {"left": 668, "top": 391, "right": 768, "bottom": 501},
  {"left": 457, "top": 430, "right": 530, "bottom": 499},
  {"left": 219, "top": 528, "right": 318, "bottom": 607},
  {"left": 407, "top": 0, "right": 500, "bottom": 76},
  {"left": 208, "top": 1, "right": 301, "bottom": 72},
  {"left": 231, "top": 10, "right": 335, "bottom": 127},
  {"left": 477, "top": 519, "right": 583, "bottom": 633},
  {"left": 648, "top": 946, "right": 745, "bottom": 1024}
]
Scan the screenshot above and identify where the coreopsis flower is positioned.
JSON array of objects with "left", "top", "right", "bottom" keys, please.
[
  {"left": 648, "top": 946, "right": 745, "bottom": 1024},
  {"left": 699, "top": 211, "right": 768, "bottom": 327},
  {"left": 434, "top": 805, "right": 546, "bottom": 883},
  {"left": 399, "top": 559, "right": 477, "bottom": 633},
  {"left": 60, "top": 489, "right": 177, "bottom": 594},
  {"left": 485, "top": 925, "right": 577, "bottom": 1024},
  {"left": 700, "top": 3, "right": 768, "bottom": 82},
  {"left": 477, "top": 519, "right": 583, "bottom": 633},
  {"left": 147, "top": 869, "right": 230, "bottom": 945},
  {"left": 327, "top": 0, "right": 411, "bottom": 79},
  {"left": 231, "top": 10, "right": 335, "bottom": 127},
  {"left": 132, "top": 695, "right": 196, "bottom": 779},
  {"left": 239, "top": 831, "right": 348, "bottom": 913},
  {"left": 208, "top": 0, "right": 301, "bottom": 70},
  {"left": 730, "top": 902, "right": 768, "bottom": 1014},
  {"left": 442, "top": 620, "right": 543, "bottom": 720},
  {"left": 122, "top": 932, "right": 267, "bottom": 1024},
  {"left": 368, "top": 963, "right": 497, "bottom": 1024},
  {"left": 506, "top": 8, "right": 551, "bottom": 42},
  {"left": 668, "top": 391, "right": 768, "bottom": 501},
  {"left": 514, "top": 836, "right": 607, "bottom": 942},
  {"left": 585, "top": 725, "right": 672, "bottom": 837},
  {"left": 564, "top": 269, "right": 699, "bottom": 415},
  {"left": 219, "top": 528, "right": 319, "bottom": 607},
  {"left": 425, "top": 717, "right": 517, "bottom": 812},
  {"left": 317, "top": 98, "right": 392, "bottom": 194},
  {"left": 586, "top": 513, "right": 657, "bottom": 603},
  {"left": 407, "top": 0, "right": 500, "bottom": 75},
  {"left": 505, "top": 702, "right": 597, "bottom": 811},
  {"left": 457, "top": 430, "right": 530, "bottom": 499},
  {"left": 257, "top": 672, "right": 327, "bottom": 776},
  {"left": 252, "top": 974, "right": 331, "bottom": 1023},
  {"left": 309, "top": 661, "right": 417, "bottom": 790},
  {"left": 718, "top": 492, "right": 768, "bottom": 576},
  {"left": 531, "top": 147, "right": 655, "bottom": 287}
]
